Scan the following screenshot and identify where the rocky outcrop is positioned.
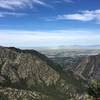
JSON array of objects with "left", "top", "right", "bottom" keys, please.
[
  {"left": 74, "top": 54, "right": 100, "bottom": 81},
  {"left": 0, "top": 46, "right": 61, "bottom": 87},
  {"left": 0, "top": 86, "right": 50, "bottom": 100}
]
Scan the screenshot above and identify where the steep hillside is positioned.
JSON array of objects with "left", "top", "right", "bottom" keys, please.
[
  {"left": 51, "top": 56, "right": 86, "bottom": 70},
  {"left": 74, "top": 54, "right": 100, "bottom": 81},
  {"left": 0, "top": 46, "right": 89, "bottom": 100},
  {"left": 50, "top": 53, "right": 100, "bottom": 82}
]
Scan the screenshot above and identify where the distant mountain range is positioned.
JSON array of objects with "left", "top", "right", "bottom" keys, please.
[
  {"left": 56, "top": 45, "right": 100, "bottom": 49},
  {"left": 43, "top": 45, "right": 100, "bottom": 50},
  {"left": 20, "top": 45, "right": 100, "bottom": 50}
]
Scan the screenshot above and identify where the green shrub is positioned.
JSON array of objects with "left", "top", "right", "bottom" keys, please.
[{"left": 88, "top": 80, "right": 100, "bottom": 99}]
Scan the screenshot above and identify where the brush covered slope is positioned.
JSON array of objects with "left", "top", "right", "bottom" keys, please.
[{"left": 0, "top": 46, "right": 91, "bottom": 100}]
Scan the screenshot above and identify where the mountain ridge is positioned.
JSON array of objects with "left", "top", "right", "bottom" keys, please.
[
  {"left": 0, "top": 46, "right": 89, "bottom": 100},
  {"left": 74, "top": 54, "right": 100, "bottom": 81}
]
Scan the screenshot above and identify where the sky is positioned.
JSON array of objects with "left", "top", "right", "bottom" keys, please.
[{"left": 0, "top": 0, "right": 100, "bottom": 48}]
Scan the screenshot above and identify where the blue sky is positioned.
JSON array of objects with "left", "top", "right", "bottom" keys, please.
[{"left": 0, "top": 0, "right": 100, "bottom": 47}]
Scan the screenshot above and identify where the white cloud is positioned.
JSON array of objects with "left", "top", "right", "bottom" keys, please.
[
  {"left": 0, "top": 30, "right": 100, "bottom": 47},
  {"left": 0, "top": 0, "right": 75, "bottom": 10},
  {"left": 57, "top": 9, "right": 100, "bottom": 22},
  {"left": 33, "top": 0, "right": 47, "bottom": 6},
  {"left": 0, "top": 0, "right": 47, "bottom": 10},
  {"left": 0, "top": 12, "right": 27, "bottom": 17}
]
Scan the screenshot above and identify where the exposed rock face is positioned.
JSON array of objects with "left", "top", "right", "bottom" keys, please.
[
  {"left": 0, "top": 46, "right": 60, "bottom": 87},
  {"left": 74, "top": 54, "right": 100, "bottom": 81}
]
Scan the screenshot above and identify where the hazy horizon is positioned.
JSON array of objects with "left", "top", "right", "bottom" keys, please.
[{"left": 0, "top": 0, "right": 100, "bottom": 47}]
